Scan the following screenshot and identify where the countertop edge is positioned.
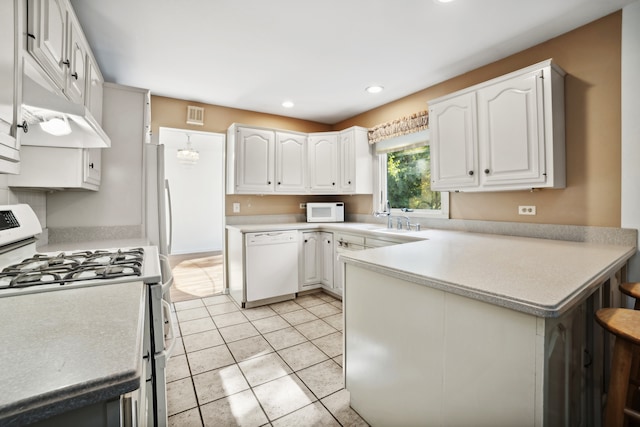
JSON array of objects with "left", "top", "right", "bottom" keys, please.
[{"left": 342, "top": 246, "right": 636, "bottom": 318}]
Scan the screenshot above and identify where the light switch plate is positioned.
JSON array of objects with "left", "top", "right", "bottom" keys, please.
[{"left": 233, "top": 202, "right": 240, "bottom": 213}]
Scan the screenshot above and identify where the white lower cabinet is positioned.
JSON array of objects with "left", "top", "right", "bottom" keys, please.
[
  {"left": 299, "top": 231, "right": 335, "bottom": 292},
  {"left": 344, "top": 263, "right": 612, "bottom": 426},
  {"left": 300, "top": 231, "right": 322, "bottom": 290},
  {"left": 320, "top": 232, "right": 334, "bottom": 288},
  {"left": 7, "top": 146, "right": 101, "bottom": 190}
]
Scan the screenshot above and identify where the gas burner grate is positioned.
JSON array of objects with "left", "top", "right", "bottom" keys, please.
[{"left": 0, "top": 248, "right": 145, "bottom": 289}]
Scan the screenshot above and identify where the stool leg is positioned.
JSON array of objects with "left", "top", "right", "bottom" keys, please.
[{"left": 608, "top": 338, "right": 634, "bottom": 426}]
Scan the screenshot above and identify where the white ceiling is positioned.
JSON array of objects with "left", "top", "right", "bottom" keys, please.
[{"left": 69, "top": 0, "right": 634, "bottom": 124}]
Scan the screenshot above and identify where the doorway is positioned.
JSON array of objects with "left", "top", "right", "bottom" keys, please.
[{"left": 159, "top": 127, "right": 225, "bottom": 301}]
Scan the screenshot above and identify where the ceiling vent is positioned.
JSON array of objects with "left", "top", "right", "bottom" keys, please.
[{"left": 186, "top": 106, "right": 204, "bottom": 126}]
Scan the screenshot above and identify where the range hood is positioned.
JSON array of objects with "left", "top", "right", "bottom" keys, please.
[{"left": 20, "top": 75, "right": 111, "bottom": 149}]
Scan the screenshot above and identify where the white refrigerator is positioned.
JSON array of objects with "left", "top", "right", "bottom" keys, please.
[{"left": 145, "top": 129, "right": 225, "bottom": 256}]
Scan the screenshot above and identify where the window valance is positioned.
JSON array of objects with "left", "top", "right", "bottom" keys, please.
[{"left": 367, "top": 110, "right": 429, "bottom": 144}]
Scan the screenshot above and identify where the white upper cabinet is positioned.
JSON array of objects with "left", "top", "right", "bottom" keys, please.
[
  {"left": 85, "top": 56, "right": 104, "bottom": 125},
  {"left": 430, "top": 92, "right": 479, "bottom": 190},
  {"left": 308, "top": 132, "right": 339, "bottom": 193},
  {"left": 227, "top": 124, "right": 373, "bottom": 195},
  {"left": 65, "top": 15, "right": 87, "bottom": 104},
  {"left": 338, "top": 126, "right": 372, "bottom": 194},
  {"left": 231, "top": 126, "right": 275, "bottom": 193},
  {"left": 429, "top": 59, "right": 566, "bottom": 192},
  {"left": 227, "top": 125, "right": 309, "bottom": 194},
  {"left": 0, "top": 0, "right": 21, "bottom": 173},
  {"left": 8, "top": 146, "right": 101, "bottom": 190},
  {"left": 27, "top": 0, "right": 68, "bottom": 90},
  {"left": 275, "top": 131, "right": 307, "bottom": 193}
]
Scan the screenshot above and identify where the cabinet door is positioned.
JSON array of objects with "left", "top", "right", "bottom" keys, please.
[
  {"left": 302, "top": 232, "right": 321, "bottom": 286},
  {"left": 429, "top": 92, "right": 478, "bottom": 190},
  {"left": 0, "top": 0, "right": 20, "bottom": 171},
  {"left": 28, "top": 0, "right": 68, "bottom": 89},
  {"left": 235, "top": 127, "right": 275, "bottom": 193},
  {"left": 83, "top": 148, "right": 100, "bottom": 186},
  {"left": 477, "top": 70, "right": 545, "bottom": 187},
  {"left": 308, "top": 133, "right": 338, "bottom": 193},
  {"left": 339, "top": 129, "right": 356, "bottom": 192},
  {"left": 85, "top": 56, "right": 103, "bottom": 125},
  {"left": 65, "top": 16, "right": 87, "bottom": 104},
  {"left": 320, "top": 232, "right": 334, "bottom": 287},
  {"left": 275, "top": 131, "right": 306, "bottom": 193}
]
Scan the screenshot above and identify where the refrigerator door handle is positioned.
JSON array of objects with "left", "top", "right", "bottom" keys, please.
[
  {"left": 165, "top": 179, "right": 173, "bottom": 254},
  {"left": 160, "top": 299, "right": 177, "bottom": 361}
]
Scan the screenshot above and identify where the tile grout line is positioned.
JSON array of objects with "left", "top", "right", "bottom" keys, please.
[{"left": 169, "top": 293, "right": 348, "bottom": 426}]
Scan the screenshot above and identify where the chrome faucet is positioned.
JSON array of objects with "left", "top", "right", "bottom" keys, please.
[
  {"left": 373, "top": 201, "right": 393, "bottom": 228},
  {"left": 397, "top": 216, "right": 411, "bottom": 230}
]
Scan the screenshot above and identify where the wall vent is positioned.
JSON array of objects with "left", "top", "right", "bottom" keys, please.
[{"left": 186, "top": 106, "right": 204, "bottom": 126}]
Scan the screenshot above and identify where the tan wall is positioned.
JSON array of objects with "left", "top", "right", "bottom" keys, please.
[
  {"left": 152, "top": 12, "right": 621, "bottom": 226},
  {"left": 335, "top": 12, "right": 622, "bottom": 227}
]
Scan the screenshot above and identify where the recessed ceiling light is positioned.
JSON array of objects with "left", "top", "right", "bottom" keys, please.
[
  {"left": 282, "top": 100, "right": 294, "bottom": 108},
  {"left": 365, "top": 86, "right": 384, "bottom": 94},
  {"left": 434, "top": 0, "right": 455, "bottom": 3}
]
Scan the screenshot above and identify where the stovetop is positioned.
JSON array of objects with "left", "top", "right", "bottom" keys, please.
[
  {"left": 0, "top": 248, "right": 145, "bottom": 290},
  {"left": 0, "top": 245, "right": 162, "bottom": 298}
]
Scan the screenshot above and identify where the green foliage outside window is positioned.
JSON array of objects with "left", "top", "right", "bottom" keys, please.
[{"left": 387, "top": 145, "right": 441, "bottom": 210}]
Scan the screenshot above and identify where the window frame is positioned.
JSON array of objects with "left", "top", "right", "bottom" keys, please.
[{"left": 373, "top": 140, "right": 449, "bottom": 219}]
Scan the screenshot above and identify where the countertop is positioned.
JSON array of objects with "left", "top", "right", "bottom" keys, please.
[
  {"left": 0, "top": 282, "right": 146, "bottom": 426},
  {"left": 341, "top": 229, "right": 635, "bottom": 317},
  {"left": 226, "top": 222, "right": 636, "bottom": 317}
]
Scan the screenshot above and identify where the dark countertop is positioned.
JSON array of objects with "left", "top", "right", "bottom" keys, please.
[{"left": 0, "top": 282, "right": 146, "bottom": 426}]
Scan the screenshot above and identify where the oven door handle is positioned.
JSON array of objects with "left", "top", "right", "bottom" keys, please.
[{"left": 160, "top": 299, "right": 177, "bottom": 361}]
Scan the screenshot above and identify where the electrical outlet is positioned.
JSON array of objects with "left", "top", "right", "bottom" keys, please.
[
  {"left": 233, "top": 202, "right": 240, "bottom": 213},
  {"left": 300, "top": 203, "right": 306, "bottom": 209},
  {"left": 518, "top": 205, "right": 536, "bottom": 215}
]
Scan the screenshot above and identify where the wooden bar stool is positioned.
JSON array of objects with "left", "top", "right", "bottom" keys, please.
[
  {"left": 620, "top": 282, "right": 640, "bottom": 310},
  {"left": 596, "top": 308, "right": 640, "bottom": 426}
]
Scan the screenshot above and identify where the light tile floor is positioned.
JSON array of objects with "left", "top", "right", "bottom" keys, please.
[{"left": 167, "top": 292, "right": 369, "bottom": 426}]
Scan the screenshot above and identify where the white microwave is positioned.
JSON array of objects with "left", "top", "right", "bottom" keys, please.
[{"left": 306, "top": 202, "right": 345, "bottom": 223}]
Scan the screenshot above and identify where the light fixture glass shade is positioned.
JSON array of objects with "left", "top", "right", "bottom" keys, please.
[
  {"left": 39, "top": 116, "right": 72, "bottom": 136},
  {"left": 177, "top": 134, "right": 199, "bottom": 165}
]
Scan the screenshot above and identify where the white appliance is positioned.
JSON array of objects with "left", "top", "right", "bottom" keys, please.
[
  {"left": 0, "top": 204, "right": 175, "bottom": 426},
  {"left": 242, "top": 231, "right": 299, "bottom": 306},
  {"left": 148, "top": 129, "right": 225, "bottom": 256},
  {"left": 306, "top": 202, "right": 345, "bottom": 223},
  {"left": 145, "top": 143, "right": 172, "bottom": 258}
]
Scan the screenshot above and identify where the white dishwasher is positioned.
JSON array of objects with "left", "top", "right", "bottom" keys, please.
[{"left": 245, "top": 231, "right": 299, "bottom": 303}]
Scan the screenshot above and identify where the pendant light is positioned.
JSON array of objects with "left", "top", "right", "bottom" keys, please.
[{"left": 177, "top": 134, "right": 199, "bottom": 165}]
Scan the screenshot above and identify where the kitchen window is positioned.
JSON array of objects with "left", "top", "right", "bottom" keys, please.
[{"left": 375, "top": 132, "right": 449, "bottom": 218}]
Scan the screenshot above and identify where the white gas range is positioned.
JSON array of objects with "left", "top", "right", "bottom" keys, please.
[{"left": 0, "top": 204, "right": 175, "bottom": 426}]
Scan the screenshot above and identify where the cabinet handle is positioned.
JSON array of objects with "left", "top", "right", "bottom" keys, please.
[
  {"left": 277, "top": 182, "right": 281, "bottom": 185},
  {"left": 468, "top": 170, "right": 474, "bottom": 176},
  {"left": 89, "top": 163, "right": 94, "bottom": 169},
  {"left": 484, "top": 169, "right": 490, "bottom": 174},
  {"left": 62, "top": 59, "right": 70, "bottom": 67},
  {"left": 71, "top": 72, "right": 78, "bottom": 80},
  {"left": 348, "top": 180, "right": 352, "bottom": 184},
  {"left": 17, "top": 121, "right": 28, "bottom": 133},
  {"left": 304, "top": 239, "right": 308, "bottom": 243},
  {"left": 267, "top": 181, "right": 271, "bottom": 184},
  {"left": 332, "top": 182, "right": 335, "bottom": 186}
]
